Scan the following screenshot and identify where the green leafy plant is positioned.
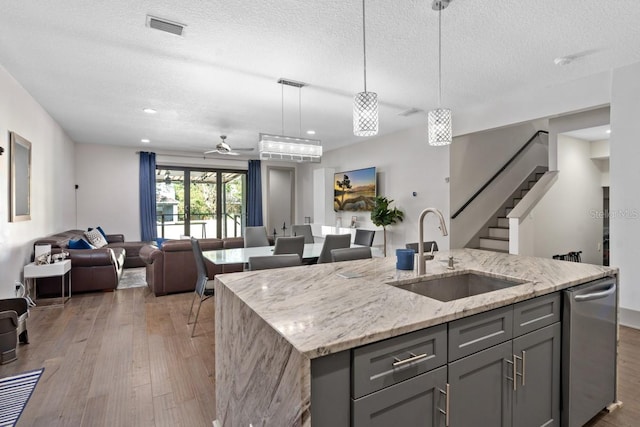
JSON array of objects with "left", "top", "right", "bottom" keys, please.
[{"left": 370, "top": 196, "right": 404, "bottom": 256}]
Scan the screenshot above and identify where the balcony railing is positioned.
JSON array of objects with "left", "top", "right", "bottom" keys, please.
[{"left": 156, "top": 212, "right": 242, "bottom": 239}]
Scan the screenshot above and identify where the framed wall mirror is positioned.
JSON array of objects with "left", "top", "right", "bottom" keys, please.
[{"left": 9, "top": 131, "right": 31, "bottom": 222}]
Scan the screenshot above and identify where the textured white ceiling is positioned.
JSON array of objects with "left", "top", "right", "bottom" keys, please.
[
  {"left": 1, "top": 0, "right": 639, "bottom": 155},
  {"left": 562, "top": 125, "right": 611, "bottom": 142}
]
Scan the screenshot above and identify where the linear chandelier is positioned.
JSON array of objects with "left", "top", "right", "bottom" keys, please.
[
  {"left": 258, "top": 79, "right": 322, "bottom": 163},
  {"left": 353, "top": 0, "right": 378, "bottom": 137},
  {"left": 258, "top": 133, "right": 322, "bottom": 162},
  {"left": 428, "top": 0, "right": 452, "bottom": 146}
]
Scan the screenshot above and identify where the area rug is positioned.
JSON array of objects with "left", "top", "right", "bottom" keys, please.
[
  {"left": 117, "top": 267, "right": 148, "bottom": 289},
  {"left": 0, "top": 368, "right": 44, "bottom": 427}
]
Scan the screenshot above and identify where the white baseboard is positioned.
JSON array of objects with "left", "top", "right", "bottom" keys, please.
[{"left": 619, "top": 307, "right": 640, "bottom": 329}]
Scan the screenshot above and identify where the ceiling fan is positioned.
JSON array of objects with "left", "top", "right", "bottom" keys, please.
[{"left": 204, "top": 135, "right": 254, "bottom": 156}]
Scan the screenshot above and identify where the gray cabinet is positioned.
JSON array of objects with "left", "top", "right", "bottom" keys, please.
[
  {"left": 352, "top": 366, "right": 447, "bottom": 427},
  {"left": 448, "top": 341, "right": 513, "bottom": 427},
  {"left": 312, "top": 292, "right": 563, "bottom": 427},
  {"left": 352, "top": 324, "right": 447, "bottom": 399},
  {"left": 448, "top": 305, "right": 513, "bottom": 361},
  {"left": 447, "top": 322, "right": 560, "bottom": 427},
  {"left": 351, "top": 324, "right": 448, "bottom": 427},
  {"left": 512, "top": 323, "right": 561, "bottom": 427},
  {"left": 447, "top": 294, "right": 561, "bottom": 427}
]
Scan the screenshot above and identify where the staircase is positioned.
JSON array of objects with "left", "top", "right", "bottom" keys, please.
[{"left": 478, "top": 169, "right": 547, "bottom": 252}]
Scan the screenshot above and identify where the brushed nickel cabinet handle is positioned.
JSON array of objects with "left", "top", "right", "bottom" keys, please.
[
  {"left": 505, "top": 357, "right": 516, "bottom": 391},
  {"left": 438, "top": 383, "right": 450, "bottom": 427},
  {"left": 521, "top": 350, "right": 526, "bottom": 386},
  {"left": 514, "top": 351, "right": 526, "bottom": 387},
  {"left": 392, "top": 352, "right": 428, "bottom": 367}
]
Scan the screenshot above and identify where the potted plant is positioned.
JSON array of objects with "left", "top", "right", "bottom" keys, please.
[{"left": 370, "top": 196, "right": 404, "bottom": 257}]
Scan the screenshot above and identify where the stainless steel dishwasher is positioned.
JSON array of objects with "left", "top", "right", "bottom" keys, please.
[{"left": 562, "top": 276, "right": 617, "bottom": 427}]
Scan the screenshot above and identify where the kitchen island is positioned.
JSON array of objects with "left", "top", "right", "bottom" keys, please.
[{"left": 213, "top": 248, "right": 618, "bottom": 426}]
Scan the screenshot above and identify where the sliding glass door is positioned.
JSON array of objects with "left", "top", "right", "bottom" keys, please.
[{"left": 156, "top": 167, "right": 246, "bottom": 239}]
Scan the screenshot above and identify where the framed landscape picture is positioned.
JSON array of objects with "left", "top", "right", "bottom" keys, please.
[{"left": 334, "top": 166, "right": 376, "bottom": 212}]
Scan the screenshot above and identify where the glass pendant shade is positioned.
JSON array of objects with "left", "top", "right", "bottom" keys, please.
[
  {"left": 428, "top": 107, "right": 452, "bottom": 146},
  {"left": 353, "top": 91, "right": 379, "bottom": 136},
  {"left": 258, "top": 133, "right": 322, "bottom": 162}
]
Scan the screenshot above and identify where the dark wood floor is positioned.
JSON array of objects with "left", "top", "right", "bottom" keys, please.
[
  {"left": 586, "top": 325, "right": 640, "bottom": 427},
  {"left": 1, "top": 287, "right": 638, "bottom": 426},
  {"left": 0, "top": 287, "right": 216, "bottom": 427}
]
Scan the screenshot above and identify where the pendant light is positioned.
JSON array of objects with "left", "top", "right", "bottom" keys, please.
[
  {"left": 353, "top": 0, "right": 378, "bottom": 137},
  {"left": 428, "top": 0, "right": 452, "bottom": 146},
  {"left": 259, "top": 79, "right": 322, "bottom": 162}
]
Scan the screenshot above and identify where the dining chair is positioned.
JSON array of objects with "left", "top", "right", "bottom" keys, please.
[
  {"left": 354, "top": 229, "right": 376, "bottom": 247},
  {"left": 406, "top": 241, "right": 439, "bottom": 253},
  {"left": 292, "top": 224, "right": 314, "bottom": 244},
  {"left": 248, "top": 254, "right": 302, "bottom": 271},
  {"left": 187, "top": 237, "right": 215, "bottom": 337},
  {"left": 244, "top": 226, "right": 270, "bottom": 248},
  {"left": 331, "top": 247, "right": 372, "bottom": 263},
  {"left": 316, "top": 234, "right": 352, "bottom": 264},
  {"left": 273, "top": 235, "right": 305, "bottom": 259}
]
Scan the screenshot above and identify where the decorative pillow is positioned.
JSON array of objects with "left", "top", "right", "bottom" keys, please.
[
  {"left": 84, "top": 229, "right": 108, "bottom": 248},
  {"left": 68, "top": 238, "right": 92, "bottom": 250},
  {"left": 155, "top": 237, "right": 167, "bottom": 247},
  {"left": 88, "top": 226, "right": 107, "bottom": 239},
  {"left": 96, "top": 226, "right": 107, "bottom": 238}
]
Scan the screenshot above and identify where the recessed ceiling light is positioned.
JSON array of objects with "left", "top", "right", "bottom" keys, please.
[
  {"left": 606, "top": 129, "right": 611, "bottom": 134},
  {"left": 141, "top": 139, "right": 150, "bottom": 143},
  {"left": 306, "top": 130, "right": 316, "bottom": 135},
  {"left": 143, "top": 108, "right": 157, "bottom": 114}
]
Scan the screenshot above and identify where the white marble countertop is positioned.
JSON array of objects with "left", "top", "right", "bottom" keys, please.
[{"left": 213, "top": 248, "right": 617, "bottom": 359}]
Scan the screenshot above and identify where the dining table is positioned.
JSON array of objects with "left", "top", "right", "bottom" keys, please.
[{"left": 202, "top": 242, "right": 378, "bottom": 266}]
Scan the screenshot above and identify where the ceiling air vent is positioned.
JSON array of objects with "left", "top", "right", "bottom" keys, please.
[
  {"left": 146, "top": 15, "right": 185, "bottom": 37},
  {"left": 398, "top": 107, "right": 423, "bottom": 117}
]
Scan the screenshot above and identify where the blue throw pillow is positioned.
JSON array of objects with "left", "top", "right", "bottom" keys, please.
[
  {"left": 68, "top": 238, "right": 92, "bottom": 250},
  {"left": 88, "top": 226, "right": 107, "bottom": 239},
  {"left": 96, "top": 226, "right": 107, "bottom": 238},
  {"left": 155, "top": 237, "right": 167, "bottom": 247}
]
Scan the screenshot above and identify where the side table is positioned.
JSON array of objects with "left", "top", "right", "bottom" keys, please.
[{"left": 23, "top": 259, "right": 72, "bottom": 307}]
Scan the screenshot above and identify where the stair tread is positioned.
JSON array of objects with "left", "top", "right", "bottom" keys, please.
[
  {"left": 489, "top": 226, "right": 509, "bottom": 230},
  {"left": 474, "top": 247, "right": 509, "bottom": 253},
  {"left": 480, "top": 236, "right": 510, "bottom": 241}
]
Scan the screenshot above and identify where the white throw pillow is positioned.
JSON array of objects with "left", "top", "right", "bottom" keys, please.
[{"left": 85, "top": 229, "right": 108, "bottom": 248}]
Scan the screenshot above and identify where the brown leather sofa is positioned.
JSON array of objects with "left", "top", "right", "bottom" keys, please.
[
  {"left": 33, "top": 229, "right": 151, "bottom": 295},
  {"left": 140, "top": 237, "right": 245, "bottom": 296}
]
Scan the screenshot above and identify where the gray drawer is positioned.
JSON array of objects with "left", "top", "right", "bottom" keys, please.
[
  {"left": 352, "top": 324, "right": 447, "bottom": 399},
  {"left": 352, "top": 366, "right": 447, "bottom": 427},
  {"left": 448, "top": 305, "right": 513, "bottom": 361},
  {"left": 513, "top": 292, "right": 561, "bottom": 337}
]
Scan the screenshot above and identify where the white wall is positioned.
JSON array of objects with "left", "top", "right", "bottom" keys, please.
[
  {"left": 299, "top": 125, "right": 450, "bottom": 255},
  {"left": 454, "top": 71, "right": 611, "bottom": 141},
  {"left": 266, "top": 166, "right": 294, "bottom": 234},
  {"left": 518, "top": 135, "right": 604, "bottom": 264},
  {"left": 75, "top": 144, "right": 141, "bottom": 240},
  {"left": 450, "top": 121, "right": 548, "bottom": 248},
  {"left": 0, "top": 65, "right": 76, "bottom": 297},
  {"left": 548, "top": 107, "right": 610, "bottom": 171},
  {"left": 311, "top": 168, "right": 334, "bottom": 225},
  {"left": 590, "top": 139, "right": 610, "bottom": 187},
  {"left": 590, "top": 139, "right": 610, "bottom": 159},
  {"left": 76, "top": 145, "right": 252, "bottom": 240},
  {"left": 610, "top": 61, "right": 640, "bottom": 321}
]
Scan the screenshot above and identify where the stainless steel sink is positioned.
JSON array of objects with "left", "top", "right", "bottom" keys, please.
[{"left": 392, "top": 272, "right": 524, "bottom": 302}]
